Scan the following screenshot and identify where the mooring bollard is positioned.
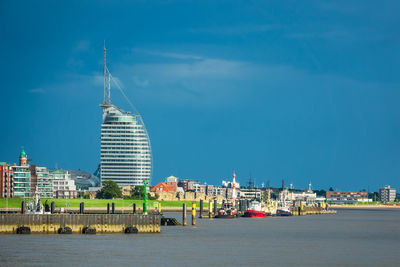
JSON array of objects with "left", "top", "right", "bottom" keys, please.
[
  {"left": 21, "top": 201, "right": 25, "bottom": 214},
  {"left": 213, "top": 199, "right": 217, "bottom": 215},
  {"left": 80, "top": 202, "right": 85, "bottom": 214},
  {"left": 112, "top": 203, "right": 115, "bottom": 214},
  {"left": 107, "top": 203, "right": 110, "bottom": 214},
  {"left": 192, "top": 202, "right": 196, "bottom": 226},
  {"left": 133, "top": 203, "right": 136, "bottom": 214},
  {"left": 51, "top": 202, "right": 55, "bottom": 214},
  {"left": 183, "top": 203, "right": 187, "bottom": 226},
  {"left": 44, "top": 201, "right": 49, "bottom": 212},
  {"left": 199, "top": 200, "right": 203, "bottom": 218},
  {"left": 208, "top": 200, "right": 212, "bottom": 219}
]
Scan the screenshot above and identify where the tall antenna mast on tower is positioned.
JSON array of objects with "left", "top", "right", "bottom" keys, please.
[
  {"left": 108, "top": 72, "right": 111, "bottom": 103},
  {"left": 104, "top": 41, "right": 107, "bottom": 104}
]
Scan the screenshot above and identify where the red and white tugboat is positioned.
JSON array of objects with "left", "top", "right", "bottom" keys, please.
[
  {"left": 215, "top": 202, "right": 238, "bottom": 219},
  {"left": 216, "top": 172, "right": 239, "bottom": 218},
  {"left": 244, "top": 199, "right": 267, "bottom": 218}
]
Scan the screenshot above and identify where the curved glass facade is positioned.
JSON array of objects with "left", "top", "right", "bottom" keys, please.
[{"left": 100, "top": 104, "right": 152, "bottom": 186}]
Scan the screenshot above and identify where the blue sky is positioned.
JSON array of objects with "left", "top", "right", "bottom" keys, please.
[{"left": 1, "top": 1, "right": 399, "bottom": 191}]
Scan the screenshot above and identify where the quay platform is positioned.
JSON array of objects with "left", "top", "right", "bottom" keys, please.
[{"left": 0, "top": 214, "right": 161, "bottom": 234}]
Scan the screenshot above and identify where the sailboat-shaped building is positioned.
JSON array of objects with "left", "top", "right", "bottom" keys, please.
[{"left": 99, "top": 46, "right": 152, "bottom": 186}]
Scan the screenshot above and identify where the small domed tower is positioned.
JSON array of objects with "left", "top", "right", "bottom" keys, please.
[{"left": 19, "top": 147, "right": 27, "bottom": 166}]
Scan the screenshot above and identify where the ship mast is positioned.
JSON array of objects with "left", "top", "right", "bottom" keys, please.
[
  {"left": 104, "top": 41, "right": 107, "bottom": 104},
  {"left": 232, "top": 172, "right": 237, "bottom": 204}
]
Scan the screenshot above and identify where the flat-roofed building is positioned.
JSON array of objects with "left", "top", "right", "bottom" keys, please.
[
  {"left": 287, "top": 190, "right": 317, "bottom": 202},
  {"left": 326, "top": 191, "right": 368, "bottom": 204},
  {"left": 49, "top": 170, "right": 77, "bottom": 199},
  {"left": 30, "top": 165, "right": 53, "bottom": 198},
  {"left": 379, "top": 185, "right": 396, "bottom": 203},
  {"left": 239, "top": 188, "right": 261, "bottom": 199},
  {"left": 0, "top": 162, "right": 13, "bottom": 198}
]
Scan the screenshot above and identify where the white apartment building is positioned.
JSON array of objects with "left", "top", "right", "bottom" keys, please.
[
  {"left": 49, "top": 170, "right": 77, "bottom": 199},
  {"left": 379, "top": 185, "right": 396, "bottom": 203},
  {"left": 100, "top": 104, "right": 152, "bottom": 186}
]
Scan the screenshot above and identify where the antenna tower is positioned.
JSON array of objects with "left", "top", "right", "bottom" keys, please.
[{"left": 103, "top": 41, "right": 111, "bottom": 104}]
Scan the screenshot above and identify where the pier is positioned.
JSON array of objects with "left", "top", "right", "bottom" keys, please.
[{"left": 0, "top": 214, "right": 161, "bottom": 234}]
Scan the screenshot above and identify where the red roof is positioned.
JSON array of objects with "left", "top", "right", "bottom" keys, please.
[{"left": 150, "top": 182, "right": 175, "bottom": 192}]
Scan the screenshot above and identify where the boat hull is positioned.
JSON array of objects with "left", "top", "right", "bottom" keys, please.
[
  {"left": 277, "top": 213, "right": 292, "bottom": 216},
  {"left": 244, "top": 210, "right": 267, "bottom": 218},
  {"left": 215, "top": 214, "right": 238, "bottom": 219}
]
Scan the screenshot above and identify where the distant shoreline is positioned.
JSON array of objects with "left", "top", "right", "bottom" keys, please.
[{"left": 331, "top": 204, "right": 400, "bottom": 209}]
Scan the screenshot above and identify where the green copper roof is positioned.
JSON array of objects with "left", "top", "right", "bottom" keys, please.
[{"left": 20, "top": 147, "right": 26, "bottom": 158}]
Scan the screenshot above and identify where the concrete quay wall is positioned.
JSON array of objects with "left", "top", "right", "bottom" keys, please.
[{"left": 0, "top": 214, "right": 161, "bottom": 234}]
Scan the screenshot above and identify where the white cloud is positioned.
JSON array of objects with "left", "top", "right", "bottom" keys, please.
[
  {"left": 133, "top": 48, "right": 203, "bottom": 60},
  {"left": 75, "top": 40, "right": 91, "bottom": 52},
  {"left": 190, "top": 24, "right": 281, "bottom": 35},
  {"left": 133, "top": 76, "right": 149, "bottom": 87}
]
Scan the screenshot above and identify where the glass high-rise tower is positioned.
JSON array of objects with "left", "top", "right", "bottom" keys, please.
[{"left": 99, "top": 45, "right": 152, "bottom": 186}]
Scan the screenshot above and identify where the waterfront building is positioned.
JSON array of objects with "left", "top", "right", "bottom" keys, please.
[
  {"left": 326, "top": 191, "right": 368, "bottom": 204},
  {"left": 151, "top": 182, "right": 176, "bottom": 193},
  {"left": 49, "top": 170, "right": 77, "bottom": 199},
  {"left": 11, "top": 149, "right": 53, "bottom": 198},
  {"left": 99, "top": 47, "right": 152, "bottom": 187},
  {"left": 0, "top": 162, "right": 13, "bottom": 198},
  {"left": 205, "top": 185, "right": 214, "bottom": 196},
  {"left": 29, "top": 165, "right": 53, "bottom": 198},
  {"left": 100, "top": 104, "right": 152, "bottom": 187},
  {"left": 12, "top": 149, "right": 31, "bottom": 198},
  {"left": 166, "top": 176, "right": 178, "bottom": 191},
  {"left": 212, "top": 186, "right": 227, "bottom": 197},
  {"left": 239, "top": 188, "right": 261, "bottom": 199},
  {"left": 178, "top": 179, "right": 200, "bottom": 192},
  {"left": 121, "top": 185, "right": 134, "bottom": 197},
  {"left": 286, "top": 190, "right": 317, "bottom": 203},
  {"left": 222, "top": 180, "right": 240, "bottom": 189},
  {"left": 379, "top": 185, "right": 396, "bottom": 203}
]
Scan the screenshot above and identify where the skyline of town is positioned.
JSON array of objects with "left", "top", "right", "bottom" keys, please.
[
  {"left": 0, "top": 146, "right": 396, "bottom": 193},
  {"left": 1, "top": 1, "right": 399, "bottom": 191}
]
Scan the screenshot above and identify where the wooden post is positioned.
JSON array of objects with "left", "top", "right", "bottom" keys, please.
[
  {"left": 112, "top": 203, "right": 115, "bottom": 214},
  {"left": 199, "top": 200, "right": 203, "bottom": 218},
  {"left": 107, "top": 203, "right": 110, "bottom": 214},
  {"left": 182, "top": 203, "right": 187, "bottom": 226},
  {"left": 21, "top": 201, "right": 25, "bottom": 214},
  {"left": 133, "top": 203, "right": 136, "bottom": 214},
  {"left": 208, "top": 200, "right": 212, "bottom": 218},
  {"left": 213, "top": 199, "right": 217, "bottom": 215},
  {"left": 80, "top": 202, "right": 85, "bottom": 214},
  {"left": 192, "top": 202, "right": 196, "bottom": 226}
]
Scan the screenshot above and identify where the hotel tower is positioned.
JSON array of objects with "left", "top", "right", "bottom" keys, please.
[{"left": 99, "top": 45, "right": 152, "bottom": 186}]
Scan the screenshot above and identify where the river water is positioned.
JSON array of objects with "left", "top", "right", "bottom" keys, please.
[{"left": 0, "top": 209, "right": 399, "bottom": 266}]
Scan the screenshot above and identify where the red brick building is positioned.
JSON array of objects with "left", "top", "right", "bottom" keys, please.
[{"left": 0, "top": 162, "right": 13, "bottom": 198}]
